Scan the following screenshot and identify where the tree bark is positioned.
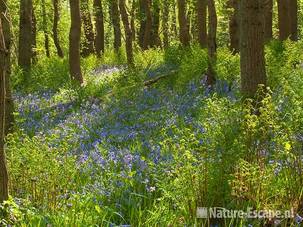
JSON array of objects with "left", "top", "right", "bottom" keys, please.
[
  {"left": 32, "top": 7, "right": 37, "bottom": 63},
  {"left": 18, "top": 0, "right": 33, "bottom": 71},
  {"left": 119, "top": 0, "right": 134, "bottom": 65},
  {"left": 42, "top": 0, "right": 50, "bottom": 57},
  {"left": 197, "top": 0, "right": 207, "bottom": 48},
  {"left": 52, "top": 0, "right": 64, "bottom": 58},
  {"left": 93, "top": 0, "right": 105, "bottom": 57},
  {"left": 240, "top": 0, "right": 266, "bottom": 97},
  {"left": 277, "top": 0, "right": 290, "bottom": 41},
  {"left": 263, "top": 0, "right": 273, "bottom": 42},
  {"left": 289, "top": 0, "right": 298, "bottom": 41},
  {"left": 206, "top": 0, "right": 217, "bottom": 86},
  {"left": 110, "top": 0, "right": 122, "bottom": 53},
  {"left": 0, "top": 17, "right": 9, "bottom": 204},
  {"left": 141, "top": 0, "right": 152, "bottom": 50},
  {"left": 151, "top": 0, "right": 161, "bottom": 47},
  {"left": 69, "top": 0, "right": 83, "bottom": 84},
  {"left": 228, "top": 0, "right": 240, "bottom": 53},
  {"left": 1, "top": 0, "right": 14, "bottom": 135},
  {"left": 80, "top": 0, "right": 95, "bottom": 57},
  {"left": 178, "top": 0, "right": 190, "bottom": 46},
  {"left": 162, "top": 0, "right": 170, "bottom": 48}
]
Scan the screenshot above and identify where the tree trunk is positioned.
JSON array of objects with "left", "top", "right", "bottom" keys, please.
[
  {"left": 197, "top": 0, "right": 207, "bottom": 48},
  {"left": 1, "top": 0, "right": 14, "bottom": 135},
  {"left": 18, "top": 0, "right": 33, "bottom": 71},
  {"left": 110, "top": 0, "right": 122, "bottom": 53},
  {"left": 240, "top": 0, "right": 266, "bottom": 97},
  {"left": 277, "top": 0, "right": 290, "bottom": 41},
  {"left": 151, "top": 0, "right": 161, "bottom": 48},
  {"left": 80, "top": 0, "right": 95, "bottom": 57},
  {"left": 32, "top": 7, "right": 37, "bottom": 63},
  {"left": 52, "top": 0, "right": 64, "bottom": 58},
  {"left": 42, "top": 0, "right": 50, "bottom": 57},
  {"left": 263, "top": 0, "right": 273, "bottom": 42},
  {"left": 228, "top": 0, "right": 240, "bottom": 53},
  {"left": 142, "top": 0, "right": 152, "bottom": 50},
  {"left": 0, "top": 18, "right": 9, "bottom": 204},
  {"left": 178, "top": 0, "right": 190, "bottom": 46},
  {"left": 206, "top": 0, "right": 217, "bottom": 86},
  {"left": 93, "top": 0, "right": 105, "bottom": 57},
  {"left": 69, "top": 0, "right": 83, "bottom": 84},
  {"left": 162, "top": 0, "right": 170, "bottom": 48},
  {"left": 119, "top": 0, "right": 134, "bottom": 65},
  {"left": 289, "top": 0, "right": 298, "bottom": 41},
  {"left": 130, "top": 0, "right": 136, "bottom": 41}
]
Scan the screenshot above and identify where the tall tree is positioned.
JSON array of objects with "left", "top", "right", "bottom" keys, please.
[
  {"left": 162, "top": 0, "right": 170, "bottom": 48},
  {"left": 289, "top": 0, "right": 298, "bottom": 41},
  {"left": 119, "top": 0, "right": 134, "bottom": 65},
  {"left": 69, "top": 0, "right": 83, "bottom": 84},
  {"left": 151, "top": 0, "right": 161, "bottom": 47},
  {"left": 240, "top": 0, "right": 266, "bottom": 97},
  {"left": 206, "top": 0, "right": 217, "bottom": 85},
  {"left": 178, "top": 0, "right": 190, "bottom": 46},
  {"left": 32, "top": 6, "right": 37, "bottom": 63},
  {"left": 263, "top": 0, "right": 273, "bottom": 42},
  {"left": 140, "top": 0, "right": 152, "bottom": 50},
  {"left": 228, "top": 0, "right": 240, "bottom": 53},
  {"left": 110, "top": 0, "right": 122, "bottom": 53},
  {"left": 197, "top": 0, "right": 207, "bottom": 48},
  {"left": 80, "top": 0, "right": 95, "bottom": 57},
  {"left": 1, "top": 0, "right": 14, "bottom": 134},
  {"left": 93, "top": 0, "right": 105, "bottom": 57},
  {"left": 277, "top": 0, "right": 297, "bottom": 41},
  {"left": 18, "top": 0, "right": 33, "bottom": 71},
  {"left": 42, "top": 0, "right": 50, "bottom": 57},
  {"left": 0, "top": 17, "right": 9, "bottom": 204},
  {"left": 52, "top": 0, "right": 64, "bottom": 58}
]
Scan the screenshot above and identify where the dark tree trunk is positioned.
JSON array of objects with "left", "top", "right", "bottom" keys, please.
[
  {"left": 119, "top": 0, "right": 134, "bottom": 65},
  {"left": 110, "top": 0, "right": 122, "bottom": 53},
  {"left": 277, "top": 0, "right": 290, "bottom": 41},
  {"left": 163, "top": 0, "right": 170, "bottom": 48},
  {"left": 0, "top": 0, "right": 14, "bottom": 134},
  {"left": 142, "top": 0, "right": 152, "bottom": 50},
  {"left": 93, "top": 0, "right": 105, "bottom": 57},
  {"left": 42, "top": 0, "right": 50, "bottom": 57},
  {"left": 289, "top": 0, "right": 298, "bottom": 41},
  {"left": 197, "top": 0, "right": 207, "bottom": 48},
  {"left": 18, "top": 0, "right": 33, "bottom": 71},
  {"left": 52, "top": 0, "right": 64, "bottom": 58},
  {"left": 206, "top": 0, "right": 217, "bottom": 86},
  {"left": 263, "top": 0, "right": 273, "bottom": 42},
  {"left": 240, "top": 0, "right": 266, "bottom": 97},
  {"left": 69, "top": 0, "right": 83, "bottom": 84},
  {"left": 0, "top": 17, "right": 9, "bottom": 204},
  {"left": 130, "top": 0, "right": 136, "bottom": 41},
  {"left": 32, "top": 7, "right": 37, "bottom": 63},
  {"left": 228, "top": 0, "right": 240, "bottom": 53},
  {"left": 178, "top": 0, "right": 190, "bottom": 46},
  {"left": 80, "top": 0, "right": 95, "bottom": 57},
  {"left": 151, "top": 0, "right": 161, "bottom": 47}
]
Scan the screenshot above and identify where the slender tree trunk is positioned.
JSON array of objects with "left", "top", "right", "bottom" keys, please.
[
  {"left": 289, "top": 0, "right": 298, "bottom": 41},
  {"left": 0, "top": 18, "right": 9, "bottom": 204},
  {"left": 69, "top": 0, "right": 83, "bottom": 84},
  {"left": 163, "top": 0, "right": 170, "bottom": 48},
  {"left": 263, "top": 0, "right": 273, "bottom": 42},
  {"left": 151, "top": 0, "right": 161, "bottom": 47},
  {"left": 18, "top": 0, "right": 33, "bottom": 71},
  {"left": 32, "top": 7, "right": 37, "bottom": 63},
  {"left": 277, "top": 0, "right": 290, "bottom": 41},
  {"left": 172, "top": 0, "right": 178, "bottom": 39},
  {"left": 110, "top": 0, "right": 122, "bottom": 53},
  {"left": 178, "top": 0, "right": 190, "bottom": 46},
  {"left": 142, "top": 0, "right": 152, "bottom": 50},
  {"left": 80, "top": 0, "right": 95, "bottom": 57},
  {"left": 228, "top": 0, "right": 240, "bottom": 53},
  {"left": 206, "top": 0, "right": 217, "bottom": 86},
  {"left": 52, "top": 0, "right": 64, "bottom": 58},
  {"left": 1, "top": 0, "right": 14, "bottom": 134},
  {"left": 240, "top": 0, "right": 266, "bottom": 97},
  {"left": 119, "top": 0, "right": 134, "bottom": 65},
  {"left": 93, "top": 0, "right": 105, "bottom": 57},
  {"left": 130, "top": 0, "right": 136, "bottom": 41},
  {"left": 42, "top": 0, "right": 50, "bottom": 57},
  {"left": 197, "top": 0, "right": 207, "bottom": 48}
]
